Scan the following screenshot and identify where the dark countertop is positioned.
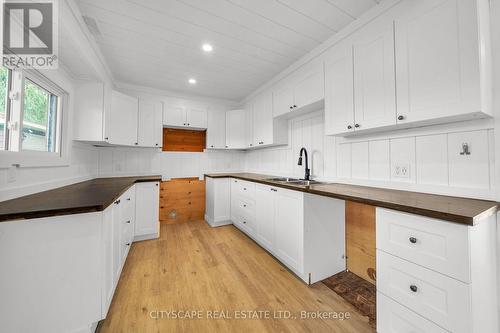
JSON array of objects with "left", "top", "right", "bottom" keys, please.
[
  {"left": 0, "top": 176, "right": 162, "bottom": 222},
  {"left": 205, "top": 173, "right": 498, "bottom": 225}
]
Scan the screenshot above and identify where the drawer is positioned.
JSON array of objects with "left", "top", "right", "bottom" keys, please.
[
  {"left": 233, "top": 198, "right": 255, "bottom": 218},
  {"left": 377, "top": 292, "right": 448, "bottom": 333},
  {"left": 231, "top": 178, "right": 255, "bottom": 200},
  {"left": 377, "top": 250, "right": 471, "bottom": 333},
  {"left": 233, "top": 212, "right": 255, "bottom": 236},
  {"left": 376, "top": 208, "right": 470, "bottom": 283}
]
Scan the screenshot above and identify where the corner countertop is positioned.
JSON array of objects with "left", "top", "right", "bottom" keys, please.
[
  {"left": 0, "top": 176, "right": 162, "bottom": 222},
  {"left": 205, "top": 173, "right": 498, "bottom": 225}
]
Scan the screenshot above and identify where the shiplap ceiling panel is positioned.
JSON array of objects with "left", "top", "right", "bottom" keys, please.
[{"left": 74, "top": 0, "right": 379, "bottom": 101}]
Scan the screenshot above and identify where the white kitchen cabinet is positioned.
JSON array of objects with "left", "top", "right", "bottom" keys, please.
[
  {"left": 244, "top": 104, "right": 254, "bottom": 148},
  {"left": 225, "top": 109, "right": 246, "bottom": 149},
  {"left": 324, "top": 42, "right": 355, "bottom": 136},
  {"left": 206, "top": 110, "right": 226, "bottom": 149},
  {"left": 274, "top": 187, "right": 304, "bottom": 273},
  {"left": 163, "top": 105, "right": 207, "bottom": 129},
  {"left": 352, "top": 19, "right": 396, "bottom": 131},
  {"left": 272, "top": 62, "right": 324, "bottom": 118},
  {"left": 254, "top": 184, "right": 275, "bottom": 251},
  {"left": 252, "top": 92, "right": 287, "bottom": 148},
  {"left": 137, "top": 99, "right": 163, "bottom": 148},
  {"left": 394, "top": 0, "right": 489, "bottom": 125},
  {"left": 134, "top": 182, "right": 160, "bottom": 241},
  {"left": 205, "top": 177, "right": 231, "bottom": 227},
  {"left": 108, "top": 91, "right": 139, "bottom": 146}
]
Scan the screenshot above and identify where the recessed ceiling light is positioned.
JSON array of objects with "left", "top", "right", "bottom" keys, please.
[
  {"left": 202, "top": 43, "right": 213, "bottom": 52},
  {"left": 188, "top": 78, "right": 197, "bottom": 85}
]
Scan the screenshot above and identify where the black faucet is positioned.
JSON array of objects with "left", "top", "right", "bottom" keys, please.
[{"left": 298, "top": 147, "right": 310, "bottom": 180}]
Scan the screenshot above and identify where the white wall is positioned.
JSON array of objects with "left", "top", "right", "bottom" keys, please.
[{"left": 0, "top": 68, "right": 99, "bottom": 202}]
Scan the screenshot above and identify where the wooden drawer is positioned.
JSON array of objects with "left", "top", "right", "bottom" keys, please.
[
  {"left": 377, "top": 292, "right": 448, "bottom": 333},
  {"left": 376, "top": 208, "right": 470, "bottom": 283},
  {"left": 377, "top": 250, "right": 471, "bottom": 333}
]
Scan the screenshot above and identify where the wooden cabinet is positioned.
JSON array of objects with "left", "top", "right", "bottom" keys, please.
[
  {"left": 206, "top": 110, "right": 226, "bottom": 149},
  {"left": 137, "top": 99, "right": 163, "bottom": 147},
  {"left": 394, "top": 0, "right": 488, "bottom": 124},
  {"left": 134, "top": 182, "right": 160, "bottom": 241},
  {"left": 163, "top": 105, "right": 207, "bottom": 129},
  {"left": 159, "top": 179, "right": 205, "bottom": 223},
  {"left": 272, "top": 62, "right": 324, "bottom": 118},
  {"left": 108, "top": 91, "right": 139, "bottom": 146},
  {"left": 225, "top": 109, "right": 246, "bottom": 149}
]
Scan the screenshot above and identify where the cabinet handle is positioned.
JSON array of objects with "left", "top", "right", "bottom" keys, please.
[
  {"left": 114, "top": 199, "right": 121, "bottom": 204},
  {"left": 126, "top": 243, "right": 131, "bottom": 247},
  {"left": 135, "top": 142, "right": 138, "bottom": 145},
  {"left": 354, "top": 124, "right": 360, "bottom": 128},
  {"left": 347, "top": 125, "right": 352, "bottom": 130},
  {"left": 398, "top": 115, "right": 405, "bottom": 121},
  {"left": 409, "top": 285, "right": 418, "bottom": 293},
  {"left": 126, "top": 220, "right": 131, "bottom": 224},
  {"left": 243, "top": 204, "right": 247, "bottom": 207},
  {"left": 270, "top": 188, "right": 277, "bottom": 192},
  {"left": 127, "top": 198, "right": 131, "bottom": 201},
  {"left": 155, "top": 183, "right": 159, "bottom": 187},
  {"left": 289, "top": 106, "right": 293, "bottom": 109},
  {"left": 243, "top": 188, "right": 247, "bottom": 191},
  {"left": 187, "top": 123, "right": 190, "bottom": 126},
  {"left": 249, "top": 144, "right": 253, "bottom": 147},
  {"left": 155, "top": 143, "right": 159, "bottom": 146},
  {"left": 243, "top": 220, "right": 247, "bottom": 224},
  {"left": 409, "top": 237, "right": 417, "bottom": 244},
  {"left": 104, "top": 137, "right": 109, "bottom": 140},
  {"left": 293, "top": 105, "right": 297, "bottom": 108}
]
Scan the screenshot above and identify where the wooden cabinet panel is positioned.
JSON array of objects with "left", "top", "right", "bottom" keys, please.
[
  {"left": 162, "top": 128, "right": 206, "bottom": 152},
  {"left": 160, "top": 178, "right": 205, "bottom": 223},
  {"left": 345, "top": 201, "right": 376, "bottom": 284}
]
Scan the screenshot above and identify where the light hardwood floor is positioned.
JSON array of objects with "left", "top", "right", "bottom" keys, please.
[{"left": 99, "top": 220, "right": 374, "bottom": 333}]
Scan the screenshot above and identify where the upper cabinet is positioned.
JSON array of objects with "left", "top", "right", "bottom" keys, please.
[
  {"left": 244, "top": 104, "right": 254, "bottom": 149},
  {"left": 325, "top": 0, "right": 491, "bottom": 136},
  {"left": 225, "top": 109, "right": 246, "bottom": 149},
  {"left": 394, "top": 0, "right": 487, "bottom": 124},
  {"left": 137, "top": 99, "right": 163, "bottom": 148},
  {"left": 75, "top": 82, "right": 150, "bottom": 147},
  {"left": 163, "top": 105, "right": 207, "bottom": 129},
  {"left": 273, "top": 62, "right": 325, "bottom": 118},
  {"left": 206, "top": 110, "right": 226, "bottom": 149},
  {"left": 252, "top": 92, "right": 287, "bottom": 148}
]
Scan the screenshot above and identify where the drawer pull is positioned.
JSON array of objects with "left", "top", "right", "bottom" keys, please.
[
  {"left": 243, "top": 204, "right": 247, "bottom": 207},
  {"left": 243, "top": 188, "right": 247, "bottom": 191},
  {"left": 409, "top": 237, "right": 417, "bottom": 244},
  {"left": 114, "top": 199, "right": 121, "bottom": 204},
  {"left": 127, "top": 198, "right": 131, "bottom": 201},
  {"left": 243, "top": 220, "right": 247, "bottom": 224},
  {"left": 126, "top": 220, "right": 131, "bottom": 224},
  {"left": 410, "top": 285, "right": 418, "bottom": 293},
  {"left": 126, "top": 243, "right": 131, "bottom": 247}
]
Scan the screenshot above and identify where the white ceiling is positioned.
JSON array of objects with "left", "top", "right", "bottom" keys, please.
[{"left": 74, "top": 0, "right": 379, "bottom": 101}]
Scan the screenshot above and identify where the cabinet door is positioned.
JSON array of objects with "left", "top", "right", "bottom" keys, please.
[
  {"left": 255, "top": 184, "right": 275, "bottom": 251},
  {"left": 324, "top": 43, "right": 355, "bottom": 135},
  {"left": 163, "top": 105, "right": 186, "bottom": 127},
  {"left": 353, "top": 20, "right": 396, "bottom": 131},
  {"left": 186, "top": 107, "right": 208, "bottom": 128},
  {"left": 135, "top": 182, "right": 160, "bottom": 238},
  {"left": 108, "top": 91, "right": 138, "bottom": 146},
  {"left": 102, "top": 206, "right": 114, "bottom": 317},
  {"left": 274, "top": 188, "right": 303, "bottom": 273},
  {"left": 225, "top": 109, "right": 246, "bottom": 149},
  {"left": 395, "top": 0, "right": 481, "bottom": 123},
  {"left": 253, "top": 93, "right": 273, "bottom": 146},
  {"left": 272, "top": 84, "right": 294, "bottom": 118},
  {"left": 293, "top": 63, "right": 325, "bottom": 109},
  {"left": 137, "top": 99, "right": 163, "bottom": 147},
  {"left": 206, "top": 110, "right": 226, "bottom": 149},
  {"left": 244, "top": 105, "right": 254, "bottom": 148},
  {"left": 111, "top": 201, "right": 122, "bottom": 286}
]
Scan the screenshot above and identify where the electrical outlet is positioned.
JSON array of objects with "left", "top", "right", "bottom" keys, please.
[{"left": 393, "top": 163, "right": 410, "bottom": 179}]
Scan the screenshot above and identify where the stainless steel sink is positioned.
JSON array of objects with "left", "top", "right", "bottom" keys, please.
[{"left": 265, "top": 178, "right": 327, "bottom": 186}]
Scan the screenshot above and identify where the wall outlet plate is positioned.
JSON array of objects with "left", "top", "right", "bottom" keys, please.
[{"left": 393, "top": 163, "right": 410, "bottom": 179}]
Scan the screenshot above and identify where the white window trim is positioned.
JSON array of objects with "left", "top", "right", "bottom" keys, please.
[{"left": 0, "top": 69, "right": 70, "bottom": 168}]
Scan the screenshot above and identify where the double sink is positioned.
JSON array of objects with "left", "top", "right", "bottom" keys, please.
[{"left": 265, "top": 177, "right": 327, "bottom": 186}]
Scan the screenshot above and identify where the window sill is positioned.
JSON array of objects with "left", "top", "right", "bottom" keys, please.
[{"left": 0, "top": 150, "right": 70, "bottom": 169}]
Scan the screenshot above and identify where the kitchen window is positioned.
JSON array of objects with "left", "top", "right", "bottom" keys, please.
[{"left": 0, "top": 67, "right": 68, "bottom": 168}]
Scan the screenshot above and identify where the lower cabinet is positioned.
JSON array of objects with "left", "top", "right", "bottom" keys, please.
[
  {"left": 134, "top": 181, "right": 160, "bottom": 241},
  {"left": 227, "top": 179, "right": 346, "bottom": 284}
]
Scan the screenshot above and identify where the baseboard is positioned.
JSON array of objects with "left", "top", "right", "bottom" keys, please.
[
  {"left": 133, "top": 233, "right": 159, "bottom": 242},
  {"left": 204, "top": 214, "right": 232, "bottom": 228}
]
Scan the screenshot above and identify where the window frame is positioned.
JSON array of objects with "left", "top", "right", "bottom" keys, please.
[{"left": 0, "top": 68, "right": 69, "bottom": 168}]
